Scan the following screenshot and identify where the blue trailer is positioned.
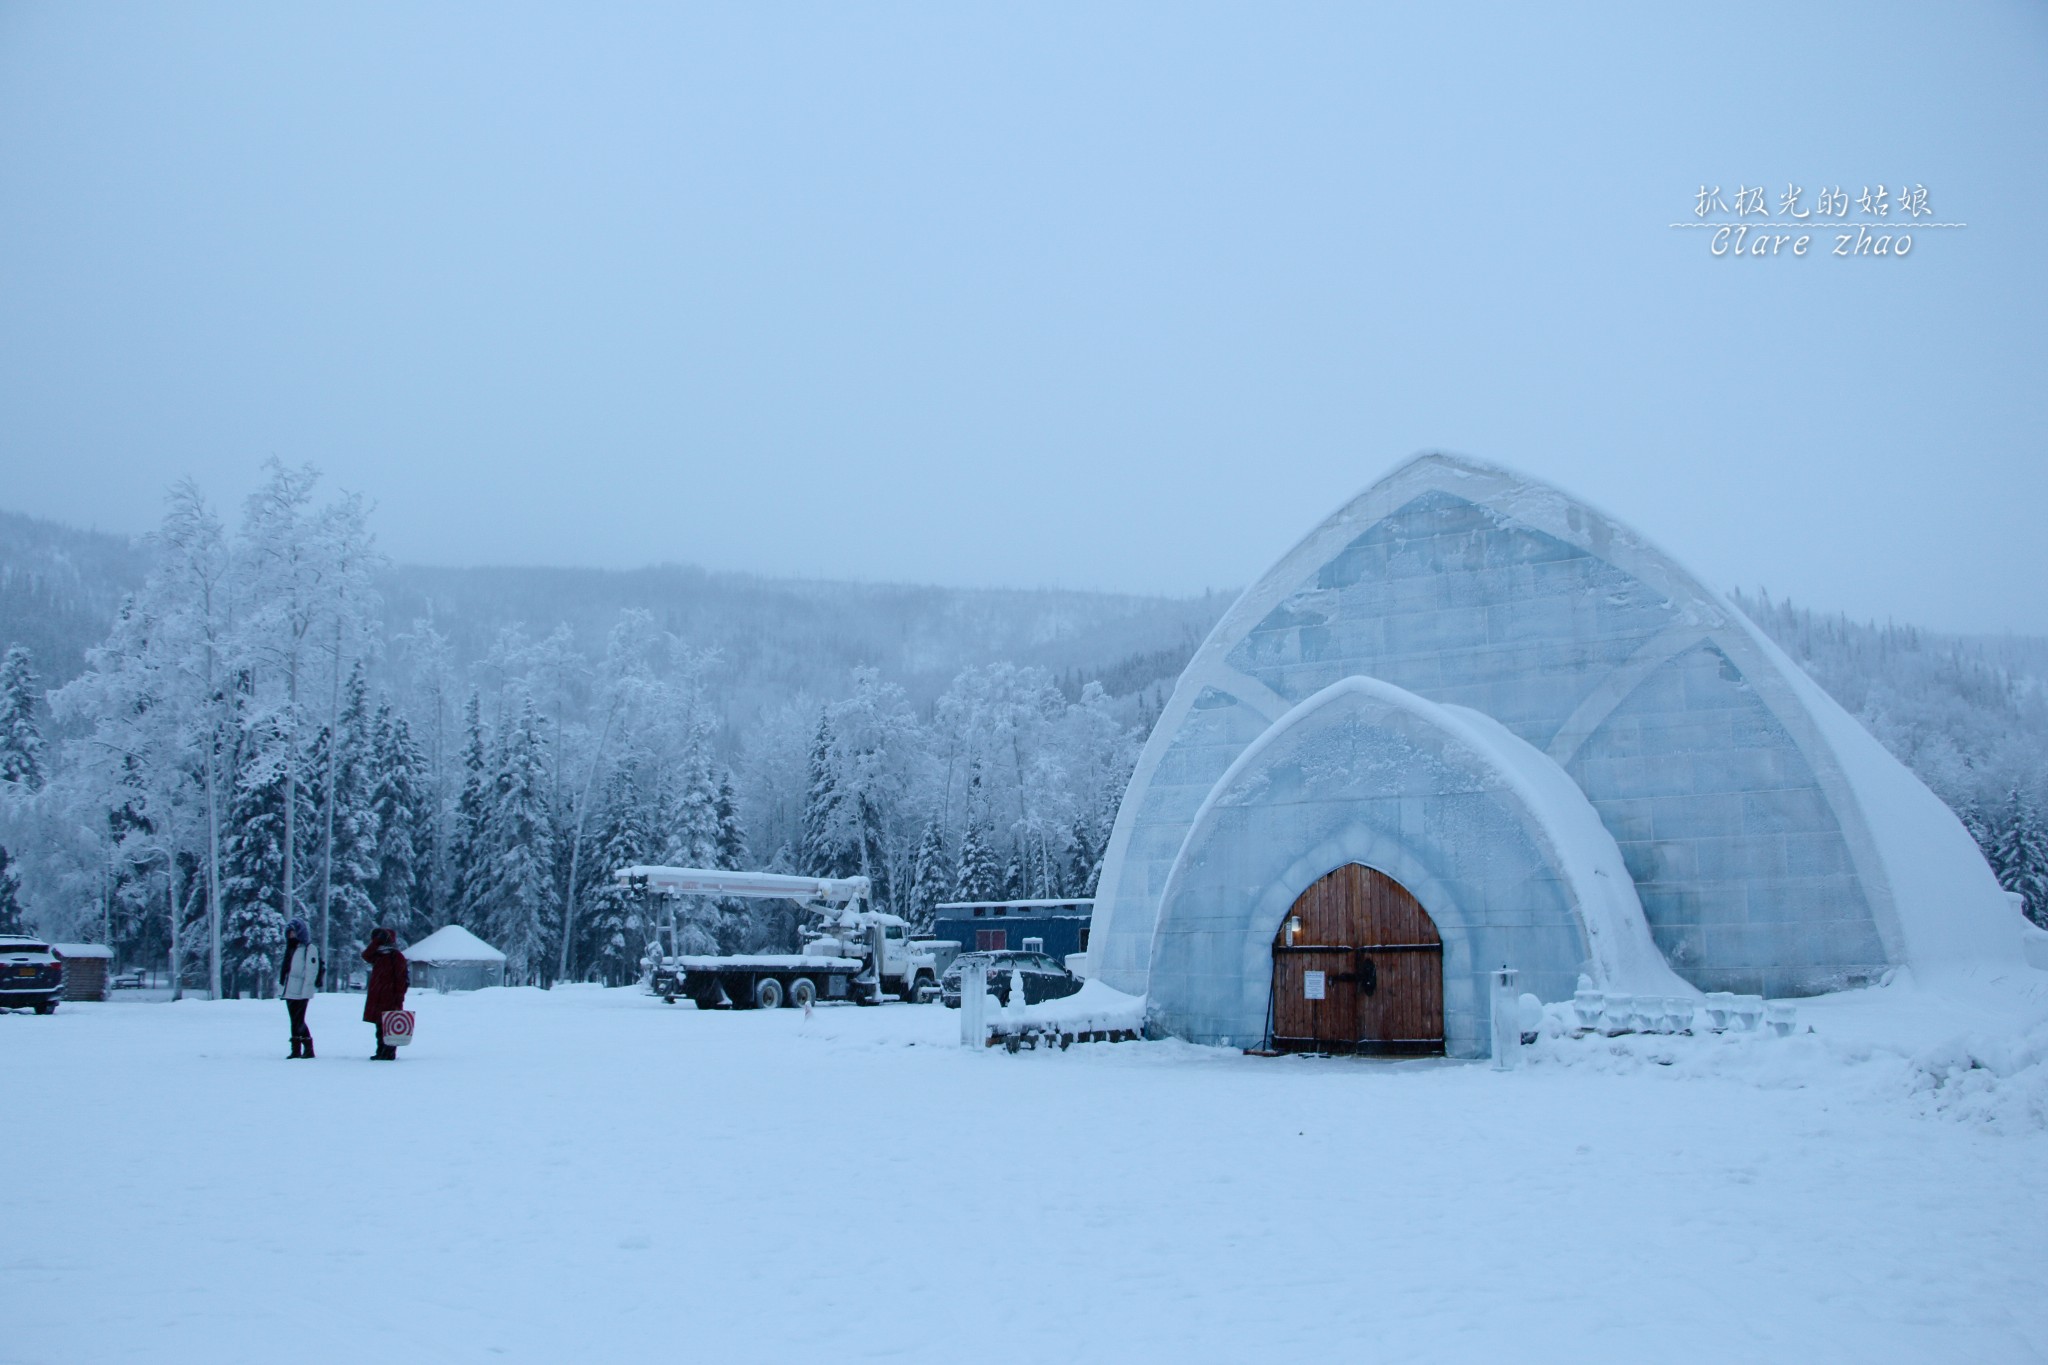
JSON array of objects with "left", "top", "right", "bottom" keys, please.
[{"left": 929, "top": 899, "right": 1093, "bottom": 965}]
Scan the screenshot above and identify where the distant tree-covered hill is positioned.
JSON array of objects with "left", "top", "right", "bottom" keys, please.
[
  {"left": 0, "top": 510, "right": 153, "bottom": 683},
  {"left": 384, "top": 563, "right": 1223, "bottom": 732},
  {"left": 0, "top": 507, "right": 1223, "bottom": 728}
]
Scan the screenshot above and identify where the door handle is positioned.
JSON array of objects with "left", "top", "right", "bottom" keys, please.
[{"left": 1357, "top": 955, "right": 1377, "bottom": 996}]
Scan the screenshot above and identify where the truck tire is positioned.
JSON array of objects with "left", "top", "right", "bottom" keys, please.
[
  {"left": 900, "top": 971, "right": 934, "bottom": 1004},
  {"left": 753, "top": 977, "right": 784, "bottom": 1010},
  {"left": 788, "top": 977, "right": 816, "bottom": 1009}
]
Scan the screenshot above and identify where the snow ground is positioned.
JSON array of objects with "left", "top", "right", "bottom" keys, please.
[{"left": 10, "top": 977, "right": 2048, "bottom": 1365}]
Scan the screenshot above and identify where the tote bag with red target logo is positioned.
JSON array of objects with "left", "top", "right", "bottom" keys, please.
[{"left": 380, "top": 1009, "right": 415, "bottom": 1047}]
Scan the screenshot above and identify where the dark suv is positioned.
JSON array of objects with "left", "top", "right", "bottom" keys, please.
[
  {"left": 940, "top": 950, "right": 1082, "bottom": 1009},
  {"left": 0, "top": 937, "right": 63, "bottom": 1013}
]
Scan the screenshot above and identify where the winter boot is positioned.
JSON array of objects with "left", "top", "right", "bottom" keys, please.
[
  {"left": 301, "top": 1036, "right": 315, "bottom": 1059},
  {"left": 289, "top": 1038, "right": 303, "bottom": 1059}
]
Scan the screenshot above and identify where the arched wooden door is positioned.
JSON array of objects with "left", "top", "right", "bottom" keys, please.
[{"left": 1269, "top": 864, "right": 1444, "bottom": 1056}]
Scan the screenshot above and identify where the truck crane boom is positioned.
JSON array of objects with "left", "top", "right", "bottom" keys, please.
[{"left": 614, "top": 864, "right": 870, "bottom": 910}]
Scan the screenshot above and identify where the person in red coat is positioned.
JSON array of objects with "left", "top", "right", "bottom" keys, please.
[{"left": 361, "top": 926, "right": 409, "bottom": 1061}]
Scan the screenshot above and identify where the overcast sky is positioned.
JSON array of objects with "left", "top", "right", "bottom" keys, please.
[{"left": 1, "top": 4, "right": 2043, "bottom": 632}]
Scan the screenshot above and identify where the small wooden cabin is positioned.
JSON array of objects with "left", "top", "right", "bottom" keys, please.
[{"left": 52, "top": 943, "right": 112, "bottom": 1001}]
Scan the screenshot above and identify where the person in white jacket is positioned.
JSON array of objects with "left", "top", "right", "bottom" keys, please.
[{"left": 279, "top": 917, "right": 324, "bottom": 1059}]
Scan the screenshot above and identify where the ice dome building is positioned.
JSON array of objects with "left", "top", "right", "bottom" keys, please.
[{"left": 1090, "top": 454, "right": 2024, "bottom": 1057}]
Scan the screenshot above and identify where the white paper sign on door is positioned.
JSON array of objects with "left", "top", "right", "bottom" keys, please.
[{"left": 1303, "top": 970, "right": 1326, "bottom": 1001}]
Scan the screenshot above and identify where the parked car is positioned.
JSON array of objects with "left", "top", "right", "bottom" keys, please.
[
  {"left": 939, "top": 950, "right": 1082, "bottom": 1009},
  {"left": 0, "top": 936, "right": 64, "bottom": 1013}
]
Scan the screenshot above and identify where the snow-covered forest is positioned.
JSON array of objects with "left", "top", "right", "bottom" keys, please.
[
  {"left": 0, "top": 466, "right": 1159, "bottom": 993},
  {"left": 2, "top": 473, "right": 2045, "bottom": 996}
]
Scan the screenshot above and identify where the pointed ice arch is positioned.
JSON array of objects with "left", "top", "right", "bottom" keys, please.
[
  {"left": 1147, "top": 676, "right": 1692, "bottom": 1053},
  {"left": 1091, "top": 453, "right": 2020, "bottom": 1037}
]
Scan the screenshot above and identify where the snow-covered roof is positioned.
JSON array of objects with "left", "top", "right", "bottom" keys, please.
[
  {"left": 934, "top": 899, "right": 1094, "bottom": 913},
  {"left": 52, "top": 942, "right": 114, "bottom": 959},
  {"left": 405, "top": 925, "right": 507, "bottom": 963}
]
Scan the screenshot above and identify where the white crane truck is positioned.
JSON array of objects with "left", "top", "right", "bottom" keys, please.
[{"left": 615, "top": 865, "right": 952, "bottom": 1009}]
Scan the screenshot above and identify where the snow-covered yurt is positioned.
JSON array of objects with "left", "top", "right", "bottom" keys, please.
[
  {"left": 1089, "top": 454, "right": 2029, "bottom": 1058},
  {"left": 405, "top": 925, "right": 507, "bottom": 992}
]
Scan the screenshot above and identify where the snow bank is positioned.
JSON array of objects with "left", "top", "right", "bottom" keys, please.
[
  {"left": 1900, "top": 1024, "right": 2048, "bottom": 1130},
  {"left": 1527, "top": 982, "right": 2048, "bottom": 1134}
]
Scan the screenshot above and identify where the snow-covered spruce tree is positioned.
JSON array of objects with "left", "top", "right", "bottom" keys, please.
[
  {"left": 708, "top": 768, "right": 753, "bottom": 950},
  {"left": 1064, "top": 815, "right": 1100, "bottom": 899},
  {"left": 798, "top": 711, "right": 840, "bottom": 877},
  {"left": 482, "top": 697, "right": 557, "bottom": 983},
  {"left": 0, "top": 645, "right": 45, "bottom": 793},
  {"left": 392, "top": 614, "right": 458, "bottom": 928},
  {"left": 658, "top": 736, "right": 726, "bottom": 954},
  {"left": 1991, "top": 786, "right": 2048, "bottom": 928},
  {"left": 550, "top": 609, "right": 658, "bottom": 984},
  {"left": 845, "top": 786, "right": 893, "bottom": 910},
  {"left": 798, "top": 670, "right": 917, "bottom": 913},
  {"left": 906, "top": 816, "right": 947, "bottom": 929},
  {"left": 306, "top": 663, "right": 379, "bottom": 956},
  {"left": 953, "top": 769, "right": 1004, "bottom": 902},
  {"left": 447, "top": 689, "right": 492, "bottom": 934},
  {"left": 582, "top": 763, "right": 657, "bottom": 983},
  {"left": 220, "top": 718, "right": 293, "bottom": 997},
  {"left": 0, "top": 843, "right": 25, "bottom": 934},
  {"left": 370, "top": 703, "right": 436, "bottom": 939},
  {"left": 714, "top": 769, "right": 747, "bottom": 871}
]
